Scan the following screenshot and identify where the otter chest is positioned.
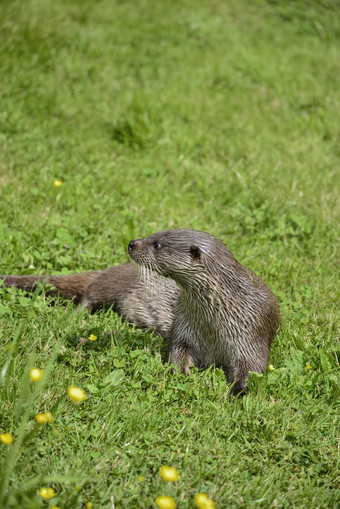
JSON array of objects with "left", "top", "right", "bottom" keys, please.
[{"left": 180, "top": 292, "right": 237, "bottom": 369}]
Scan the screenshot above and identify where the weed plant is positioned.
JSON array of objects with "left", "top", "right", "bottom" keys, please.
[{"left": 0, "top": 0, "right": 339, "bottom": 507}]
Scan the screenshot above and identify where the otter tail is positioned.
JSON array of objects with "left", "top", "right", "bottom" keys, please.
[{"left": 0, "top": 272, "right": 99, "bottom": 303}]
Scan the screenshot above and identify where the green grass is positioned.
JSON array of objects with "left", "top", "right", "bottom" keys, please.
[{"left": 0, "top": 0, "right": 339, "bottom": 507}]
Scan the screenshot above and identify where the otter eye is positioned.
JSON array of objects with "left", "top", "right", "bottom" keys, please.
[{"left": 153, "top": 241, "right": 161, "bottom": 250}]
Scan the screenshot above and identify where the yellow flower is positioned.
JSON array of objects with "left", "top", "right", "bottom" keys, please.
[
  {"left": 67, "top": 385, "right": 86, "bottom": 402},
  {"left": 30, "top": 368, "right": 44, "bottom": 382},
  {"left": 35, "top": 413, "right": 48, "bottom": 424},
  {"left": 194, "top": 493, "right": 215, "bottom": 509},
  {"left": 137, "top": 475, "right": 146, "bottom": 482},
  {"left": 35, "top": 411, "right": 54, "bottom": 424},
  {"left": 54, "top": 179, "right": 63, "bottom": 187},
  {"left": 155, "top": 496, "right": 177, "bottom": 509},
  {"left": 306, "top": 362, "right": 312, "bottom": 370},
  {"left": 39, "top": 487, "right": 55, "bottom": 499},
  {"left": 51, "top": 506, "right": 60, "bottom": 509},
  {"left": 89, "top": 334, "right": 97, "bottom": 342},
  {"left": 194, "top": 493, "right": 209, "bottom": 508},
  {"left": 268, "top": 364, "right": 275, "bottom": 371},
  {"left": 86, "top": 503, "right": 92, "bottom": 509},
  {"left": 45, "top": 411, "right": 54, "bottom": 423},
  {"left": 0, "top": 433, "right": 13, "bottom": 445},
  {"left": 160, "top": 465, "right": 179, "bottom": 482}
]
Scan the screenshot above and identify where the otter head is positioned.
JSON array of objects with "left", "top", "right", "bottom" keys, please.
[{"left": 128, "top": 229, "right": 216, "bottom": 287}]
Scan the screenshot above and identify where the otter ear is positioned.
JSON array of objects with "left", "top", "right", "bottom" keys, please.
[{"left": 190, "top": 245, "right": 201, "bottom": 260}]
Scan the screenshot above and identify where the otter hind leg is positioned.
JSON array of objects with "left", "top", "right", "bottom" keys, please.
[
  {"left": 230, "top": 379, "right": 248, "bottom": 397},
  {"left": 229, "top": 347, "right": 269, "bottom": 397}
]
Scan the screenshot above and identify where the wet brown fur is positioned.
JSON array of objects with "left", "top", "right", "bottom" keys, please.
[
  {"left": 128, "top": 229, "right": 281, "bottom": 395},
  {"left": 1, "top": 229, "right": 280, "bottom": 395}
]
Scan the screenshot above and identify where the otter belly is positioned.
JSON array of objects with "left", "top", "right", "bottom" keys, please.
[{"left": 195, "top": 329, "right": 233, "bottom": 371}]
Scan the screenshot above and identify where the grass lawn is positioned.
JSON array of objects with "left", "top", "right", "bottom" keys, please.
[{"left": 0, "top": 0, "right": 339, "bottom": 507}]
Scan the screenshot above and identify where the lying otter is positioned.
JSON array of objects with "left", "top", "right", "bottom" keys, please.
[{"left": 1, "top": 229, "right": 280, "bottom": 395}]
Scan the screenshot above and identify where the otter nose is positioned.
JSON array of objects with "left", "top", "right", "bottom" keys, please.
[{"left": 128, "top": 239, "right": 136, "bottom": 251}]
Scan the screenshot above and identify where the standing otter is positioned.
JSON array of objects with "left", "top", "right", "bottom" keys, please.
[
  {"left": 1, "top": 229, "right": 280, "bottom": 394},
  {"left": 128, "top": 229, "right": 280, "bottom": 395}
]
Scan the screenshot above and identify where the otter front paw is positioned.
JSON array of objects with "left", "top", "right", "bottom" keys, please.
[{"left": 169, "top": 349, "right": 194, "bottom": 377}]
